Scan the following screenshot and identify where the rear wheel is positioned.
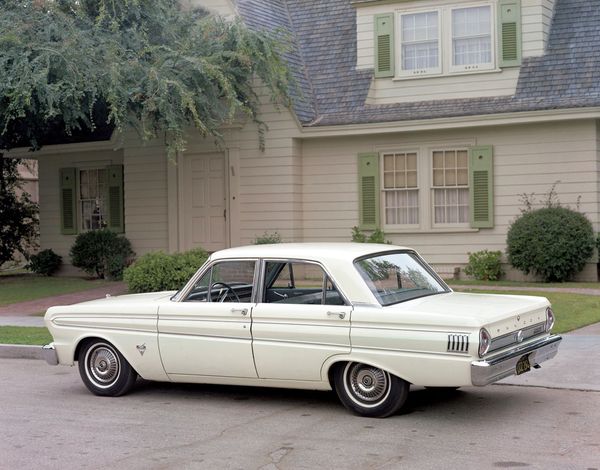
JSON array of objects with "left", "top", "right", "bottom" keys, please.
[
  {"left": 78, "top": 340, "right": 137, "bottom": 396},
  {"left": 334, "top": 362, "right": 409, "bottom": 418}
]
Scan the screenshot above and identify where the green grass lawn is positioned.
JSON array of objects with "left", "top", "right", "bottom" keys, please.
[
  {"left": 0, "top": 274, "right": 120, "bottom": 307},
  {"left": 455, "top": 289, "right": 600, "bottom": 334},
  {"left": 0, "top": 326, "right": 52, "bottom": 345},
  {"left": 447, "top": 279, "right": 600, "bottom": 289}
]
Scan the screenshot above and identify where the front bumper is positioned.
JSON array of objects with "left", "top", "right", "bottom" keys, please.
[
  {"left": 42, "top": 343, "right": 59, "bottom": 366},
  {"left": 471, "top": 334, "right": 562, "bottom": 386}
]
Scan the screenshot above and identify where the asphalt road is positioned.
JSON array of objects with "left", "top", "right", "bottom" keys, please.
[{"left": 1, "top": 359, "right": 599, "bottom": 470}]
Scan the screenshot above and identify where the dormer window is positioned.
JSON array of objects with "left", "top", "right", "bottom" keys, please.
[
  {"left": 374, "top": 1, "right": 521, "bottom": 79},
  {"left": 451, "top": 6, "right": 493, "bottom": 72}
]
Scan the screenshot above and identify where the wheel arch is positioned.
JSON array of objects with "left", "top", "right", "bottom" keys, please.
[{"left": 322, "top": 356, "right": 414, "bottom": 389}]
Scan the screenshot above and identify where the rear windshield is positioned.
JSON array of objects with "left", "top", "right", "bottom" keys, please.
[{"left": 354, "top": 251, "right": 448, "bottom": 306}]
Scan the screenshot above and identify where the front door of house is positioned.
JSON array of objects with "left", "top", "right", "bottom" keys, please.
[{"left": 183, "top": 152, "right": 228, "bottom": 252}]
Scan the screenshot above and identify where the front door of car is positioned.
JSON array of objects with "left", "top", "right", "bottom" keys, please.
[
  {"left": 157, "top": 259, "right": 258, "bottom": 378},
  {"left": 251, "top": 260, "right": 351, "bottom": 381}
]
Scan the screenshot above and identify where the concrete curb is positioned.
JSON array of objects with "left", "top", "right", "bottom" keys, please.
[{"left": 0, "top": 343, "right": 44, "bottom": 360}]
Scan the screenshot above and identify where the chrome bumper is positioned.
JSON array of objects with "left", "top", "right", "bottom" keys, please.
[
  {"left": 42, "top": 343, "right": 59, "bottom": 366},
  {"left": 471, "top": 334, "right": 562, "bottom": 386}
]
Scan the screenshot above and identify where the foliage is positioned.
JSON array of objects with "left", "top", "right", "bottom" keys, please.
[
  {"left": 70, "top": 230, "right": 135, "bottom": 279},
  {"left": 253, "top": 231, "right": 282, "bottom": 245},
  {"left": 123, "top": 248, "right": 209, "bottom": 293},
  {"left": 351, "top": 227, "right": 391, "bottom": 244},
  {"left": 596, "top": 233, "right": 600, "bottom": 255},
  {"left": 506, "top": 207, "right": 594, "bottom": 282},
  {"left": 0, "top": 155, "right": 38, "bottom": 266},
  {"left": 27, "top": 249, "right": 62, "bottom": 276},
  {"left": 0, "top": 0, "right": 290, "bottom": 155},
  {"left": 464, "top": 250, "right": 503, "bottom": 281}
]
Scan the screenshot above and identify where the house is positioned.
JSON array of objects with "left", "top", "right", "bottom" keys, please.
[{"left": 12, "top": 0, "right": 600, "bottom": 279}]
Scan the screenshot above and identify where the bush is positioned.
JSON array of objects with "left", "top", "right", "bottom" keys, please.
[
  {"left": 70, "top": 230, "right": 135, "bottom": 280},
  {"left": 123, "top": 248, "right": 209, "bottom": 293},
  {"left": 253, "top": 232, "right": 281, "bottom": 244},
  {"left": 464, "top": 250, "right": 503, "bottom": 281},
  {"left": 27, "top": 249, "right": 62, "bottom": 276},
  {"left": 351, "top": 226, "right": 391, "bottom": 244},
  {"left": 507, "top": 207, "right": 594, "bottom": 282}
]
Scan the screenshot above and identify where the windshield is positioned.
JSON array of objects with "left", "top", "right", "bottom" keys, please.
[{"left": 354, "top": 251, "right": 448, "bottom": 306}]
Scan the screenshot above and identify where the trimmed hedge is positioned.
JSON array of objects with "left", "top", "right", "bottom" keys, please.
[
  {"left": 123, "top": 248, "right": 209, "bottom": 293},
  {"left": 506, "top": 207, "right": 594, "bottom": 282},
  {"left": 70, "top": 230, "right": 134, "bottom": 280}
]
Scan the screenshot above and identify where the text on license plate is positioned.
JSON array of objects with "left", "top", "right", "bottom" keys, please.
[{"left": 516, "top": 354, "right": 531, "bottom": 375}]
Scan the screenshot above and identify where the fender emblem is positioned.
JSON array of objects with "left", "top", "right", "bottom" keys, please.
[{"left": 136, "top": 344, "right": 147, "bottom": 356}]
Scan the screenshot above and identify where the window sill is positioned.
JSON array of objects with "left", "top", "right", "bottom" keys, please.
[
  {"left": 383, "top": 227, "right": 480, "bottom": 234},
  {"left": 392, "top": 67, "right": 502, "bottom": 82}
]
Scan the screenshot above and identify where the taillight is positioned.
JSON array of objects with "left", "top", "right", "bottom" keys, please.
[
  {"left": 478, "top": 328, "right": 491, "bottom": 357},
  {"left": 546, "top": 307, "right": 555, "bottom": 332}
]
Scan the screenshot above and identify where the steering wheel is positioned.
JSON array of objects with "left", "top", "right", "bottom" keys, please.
[{"left": 210, "top": 282, "right": 241, "bottom": 303}]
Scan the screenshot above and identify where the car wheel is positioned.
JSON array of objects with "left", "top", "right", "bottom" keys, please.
[
  {"left": 334, "top": 362, "right": 409, "bottom": 418},
  {"left": 78, "top": 340, "right": 137, "bottom": 397}
]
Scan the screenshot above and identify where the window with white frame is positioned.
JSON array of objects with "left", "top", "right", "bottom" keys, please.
[
  {"left": 432, "top": 150, "right": 470, "bottom": 224},
  {"left": 451, "top": 6, "right": 492, "bottom": 70},
  {"left": 79, "top": 168, "right": 108, "bottom": 231},
  {"left": 397, "top": 3, "right": 495, "bottom": 77},
  {"left": 383, "top": 152, "right": 419, "bottom": 225},
  {"left": 400, "top": 11, "right": 440, "bottom": 75}
]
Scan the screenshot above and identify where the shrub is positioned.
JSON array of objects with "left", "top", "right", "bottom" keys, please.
[
  {"left": 27, "top": 249, "right": 62, "bottom": 276},
  {"left": 351, "top": 226, "right": 391, "bottom": 244},
  {"left": 123, "top": 248, "right": 209, "bottom": 293},
  {"left": 70, "top": 230, "right": 135, "bottom": 280},
  {"left": 464, "top": 250, "right": 503, "bottom": 281},
  {"left": 253, "top": 231, "right": 281, "bottom": 244},
  {"left": 506, "top": 207, "right": 594, "bottom": 282}
]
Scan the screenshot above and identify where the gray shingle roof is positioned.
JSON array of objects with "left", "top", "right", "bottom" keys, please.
[{"left": 237, "top": 0, "right": 600, "bottom": 127}]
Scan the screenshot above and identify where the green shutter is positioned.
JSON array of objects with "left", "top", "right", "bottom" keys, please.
[
  {"left": 59, "top": 168, "right": 78, "bottom": 235},
  {"left": 498, "top": 0, "right": 522, "bottom": 67},
  {"left": 469, "top": 146, "right": 494, "bottom": 229},
  {"left": 374, "top": 13, "right": 395, "bottom": 78},
  {"left": 358, "top": 153, "right": 380, "bottom": 230},
  {"left": 106, "top": 164, "right": 124, "bottom": 233}
]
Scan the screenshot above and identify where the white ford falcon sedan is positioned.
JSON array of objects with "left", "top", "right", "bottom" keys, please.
[{"left": 43, "top": 243, "right": 561, "bottom": 418}]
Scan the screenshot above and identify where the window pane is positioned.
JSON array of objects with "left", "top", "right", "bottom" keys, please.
[
  {"left": 433, "top": 169, "right": 444, "bottom": 186},
  {"left": 395, "top": 171, "right": 406, "bottom": 188},
  {"left": 401, "top": 11, "right": 439, "bottom": 71},
  {"left": 457, "top": 150, "right": 468, "bottom": 168},
  {"left": 433, "top": 151, "right": 444, "bottom": 168},
  {"left": 445, "top": 168, "right": 457, "bottom": 186},
  {"left": 384, "top": 154, "right": 394, "bottom": 171},
  {"left": 407, "top": 171, "right": 418, "bottom": 187},
  {"left": 457, "top": 169, "right": 468, "bottom": 185},
  {"left": 384, "top": 172, "right": 395, "bottom": 189},
  {"left": 452, "top": 6, "right": 492, "bottom": 66},
  {"left": 406, "top": 153, "right": 417, "bottom": 170}
]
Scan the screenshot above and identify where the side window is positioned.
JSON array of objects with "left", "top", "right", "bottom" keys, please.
[
  {"left": 185, "top": 260, "right": 256, "bottom": 302},
  {"left": 263, "top": 261, "right": 344, "bottom": 306}
]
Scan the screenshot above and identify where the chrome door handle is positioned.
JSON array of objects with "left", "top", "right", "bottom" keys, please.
[
  {"left": 327, "top": 311, "right": 346, "bottom": 320},
  {"left": 231, "top": 308, "right": 248, "bottom": 316}
]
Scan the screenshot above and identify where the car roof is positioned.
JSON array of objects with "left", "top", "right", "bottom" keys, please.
[{"left": 209, "top": 243, "right": 413, "bottom": 263}]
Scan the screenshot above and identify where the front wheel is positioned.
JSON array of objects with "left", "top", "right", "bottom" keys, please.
[
  {"left": 78, "top": 340, "right": 137, "bottom": 396},
  {"left": 334, "top": 362, "right": 409, "bottom": 418}
]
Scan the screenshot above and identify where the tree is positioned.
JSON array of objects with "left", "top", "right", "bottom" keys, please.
[
  {"left": 0, "top": 156, "right": 38, "bottom": 266},
  {"left": 0, "top": 0, "right": 290, "bottom": 155}
]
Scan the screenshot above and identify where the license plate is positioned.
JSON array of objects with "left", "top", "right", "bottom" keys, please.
[{"left": 516, "top": 354, "right": 531, "bottom": 375}]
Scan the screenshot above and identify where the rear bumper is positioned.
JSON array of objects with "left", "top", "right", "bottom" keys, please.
[
  {"left": 42, "top": 343, "right": 59, "bottom": 366},
  {"left": 471, "top": 334, "right": 562, "bottom": 386}
]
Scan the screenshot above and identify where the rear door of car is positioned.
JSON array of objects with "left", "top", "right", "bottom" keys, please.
[
  {"left": 157, "top": 259, "right": 258, "bottom": 378},
  {"left": 251, "top": 259, "right": 351, "bottom": 381}
]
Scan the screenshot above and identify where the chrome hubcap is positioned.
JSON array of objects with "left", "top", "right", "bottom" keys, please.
[
  {"left": 346, "top": 363, "right": 389, "bottom": 404},
  {"left": 87, "top": 345, "right": 120, "bottom": 386}
]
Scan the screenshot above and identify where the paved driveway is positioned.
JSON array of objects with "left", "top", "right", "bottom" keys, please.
[{"left": 1, "top": 358, "right": 599, "bottom": 469}]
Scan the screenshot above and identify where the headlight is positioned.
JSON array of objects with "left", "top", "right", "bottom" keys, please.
[
  {"left": 478, "top": 328, "right": 491, "bottom": 357},
  {"left": 546, "top": 307, "right": 555, "bottom": 332}
]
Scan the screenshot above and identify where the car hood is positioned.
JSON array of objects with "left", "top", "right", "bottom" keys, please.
[
  {"left": 386, "top": 291, "right": 550, "bottom": 331},
  {"left": 45, "top": 291, "right": 177, "bottom": 320}
]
